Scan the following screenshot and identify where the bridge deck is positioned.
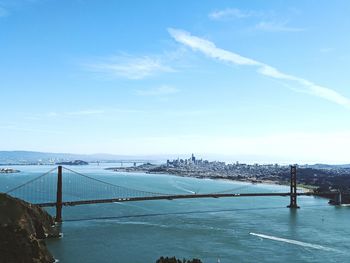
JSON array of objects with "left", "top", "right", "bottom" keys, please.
[{"left": 36, "top": 192, "right": 318, "bottom": 207}]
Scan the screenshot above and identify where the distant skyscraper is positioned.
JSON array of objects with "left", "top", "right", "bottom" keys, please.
[{"left": 191, "top": 153, "right": 196, "bottom": 163}]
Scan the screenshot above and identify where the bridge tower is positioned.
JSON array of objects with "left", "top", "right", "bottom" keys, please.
[
  {"left": 55, "top": 165, "right": 63, "bottom": 222},
  {"left": 335, "top": 191, "right": 342, "bottom": 205},
  {"left": 287, "top": 165, "right": 299, "bottom": 209}
]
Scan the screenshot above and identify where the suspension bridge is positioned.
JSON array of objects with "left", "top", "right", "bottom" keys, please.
[{"left": 3, "top": 165, "right": 341, "bottom": 222}]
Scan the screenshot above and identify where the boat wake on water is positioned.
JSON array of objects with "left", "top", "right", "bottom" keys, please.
[
  {"left": 171, "top": 180, "right": 196, "bottom": 194},
  {"left": 250, "top": 232, "right": 338, "bottom": 252}
]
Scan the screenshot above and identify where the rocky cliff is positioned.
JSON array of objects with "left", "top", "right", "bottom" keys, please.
[{"left": 0, "top": 193, "right": 59, "bottom": 263}]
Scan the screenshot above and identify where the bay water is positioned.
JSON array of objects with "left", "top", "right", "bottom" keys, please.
[{"left": 1, "top": 164, "right": 349, "bottom": 263}]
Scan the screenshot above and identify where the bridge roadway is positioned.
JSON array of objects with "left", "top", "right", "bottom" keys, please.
[{"left": 36, "top": 192, "right": 323, "bottom": 207}]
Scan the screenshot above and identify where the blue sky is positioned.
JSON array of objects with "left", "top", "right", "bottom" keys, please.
[{"left": 1, "top": 0, "right": 350, "bottom": 163}]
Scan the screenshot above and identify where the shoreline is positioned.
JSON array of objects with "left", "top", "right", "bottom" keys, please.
[
  {"left": 0, "top": 168, "right": 20, "bottom": 173},
  {"left": 107, "top": 168, "right": 314, "bottom": 193}
]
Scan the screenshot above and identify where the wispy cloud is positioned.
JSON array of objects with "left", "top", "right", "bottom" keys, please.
[
  {"left": 168, "top": 28, "right": 350, "bottom": 108},
  {"left": 41, "top": 107, "right": 211, "bottom": 120},
  {"left": 0, "top": 124, "right": 16, "bottom": 129},
  {"left": 320, "top": 47, "right": 334, "bottom": 53},
  {"left": 209, "top": 8, "right": 304, "bottom": 33},
  {"left": 209, "top": 8, "right": 260, "bottom": 20},
  {"left": 66, "top": 110, "right": 105, "bottom": 116},
  {"left": 85, "top": 55, "right": 174, "bottom": 80},
  {"left": 0, "top": 0, "right": 46, "bottom": 18},
  {"left": 0, "top": 6, "right": 9, "bottom": 17},
  {"left": 255, "top": 21, "right": 305, "bottom": 32},
  {"left": 106, "top": 131, "right": 350, "bottom": 163},
  {"left": 44, "top": 109, "right": 105, "bottom": 118},
  {"left": 0, "top": 124, "right": 65, "bottom": 134},
  {"left": 135, "top": 85, "right": 179, "bottom": 96}
]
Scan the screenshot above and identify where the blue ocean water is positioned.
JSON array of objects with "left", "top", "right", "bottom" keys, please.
[{"left": 1, "top": 164, "right": 349, "bottom": 263}]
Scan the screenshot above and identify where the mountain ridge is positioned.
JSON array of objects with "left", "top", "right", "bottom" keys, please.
[
  {"left": 0, "top": 150, "right": 154, "bottom": 164},
  {"left": 0, "top": 151, "right": 349, "bottom": 167}
]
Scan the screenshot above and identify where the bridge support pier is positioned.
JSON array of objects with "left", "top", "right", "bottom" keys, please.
[
  {"left": 55, "top": 166, "right": 63, "bottom": 222},
  {"left": 287, "top": 165, "right": 299, "bottom": 209}
]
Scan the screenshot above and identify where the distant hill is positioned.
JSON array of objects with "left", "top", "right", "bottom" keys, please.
[
  {"left": 301, "top": 163, "right": 350, "bottom": 169},
  {"left": 56, "top": 160, "right": 89, "bottom": 165},
  {"left": 1, "top": 151, "right": 349, "bottom": 167},
  {"left": 0, "top": 151, "right": 155, "bottom": 164}
]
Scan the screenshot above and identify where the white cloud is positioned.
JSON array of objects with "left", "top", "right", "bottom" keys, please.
[
  {"left": 209, "top": 8, "right": 259, "bottom": 20},
  {"left": 168, "top": 28, "right": 350, "bottom": 108},
  {"left": 168, "top": 28, "right": 258, "bottom": 66},
  {"left": 255, "top": 21, "right": 305, "bottom": 32},
  {"left": 85, "top": 55, "right": 174, "bottom": 80},
  {"left": 135, "top": 85, "right": 179, "bottom": 96}
]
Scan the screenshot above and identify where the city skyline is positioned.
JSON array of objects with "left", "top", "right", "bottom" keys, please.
[{"left": 1, "top": 1, "right": 350, "bottom": 163}]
